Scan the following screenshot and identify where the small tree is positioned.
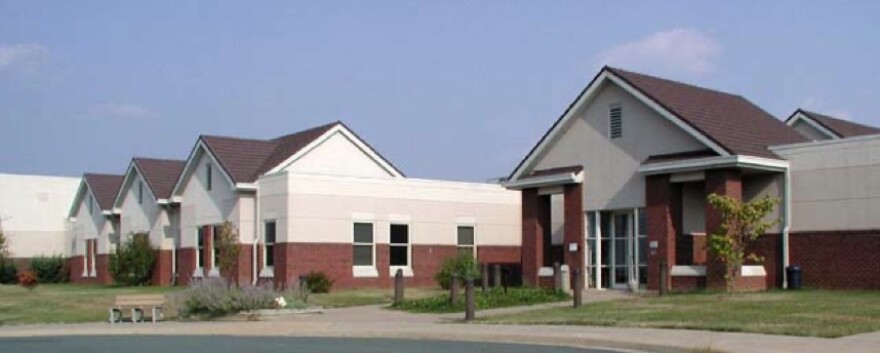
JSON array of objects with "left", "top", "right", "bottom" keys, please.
[
  {"left": 707, "top": 193, "right": 780, "bottom": 294},
  {"left": 110, "top": 233, "right": 157, "bottom": 286},
  {"left": 434, "top": 253, "right": 480, "bottom": 289},
  {"left": 0, "top": 219, "right": 9, "bottom": 261},
  {"left": 215, "top": 221, "right": 241, "bottom": 284}
]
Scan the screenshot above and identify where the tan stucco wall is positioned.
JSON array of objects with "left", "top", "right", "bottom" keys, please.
[
  {"left": 0, "top": 173, "right": 78, "bottom": 258},
  {"left": 178, "top": 149, "right": 243, "bottom": 248},
  {"left": 282, "top": 131, "right": 397, "bottom": 178},
  {"left": 529, "top": 82, "right": 708, "bottom": 211},
  {"left": 259, "top": 173, "right": 520, "bottom": 247},
  {"left": 791, "top": 120, "right": 833, "bottom": 141},
  {"left": 773, "top": 136, "right": 880, "bottom": 231}
]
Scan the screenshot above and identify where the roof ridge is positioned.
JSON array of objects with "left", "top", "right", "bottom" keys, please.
[
  {"left": 270, "top": 121, "right": 341, "bottom": 142},
  {"left": 605, "top": 66, "right": 745, "bottom": 99}
]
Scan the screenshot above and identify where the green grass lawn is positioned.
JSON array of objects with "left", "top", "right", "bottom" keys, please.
[
  {"left": 307, "top": 287, "right": 445, "bottom": 308},
  {"left": 0, "top": 284, "right": 181, "bottom": 325},
  {"left": 391, "top": 287, "right": 570, "bottom": 313},
  {"left": 480, "top": 290, "right": 880, "bottom": 338}
]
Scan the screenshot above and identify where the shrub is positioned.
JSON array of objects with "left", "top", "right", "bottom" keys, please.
[
  {"left": 0, "top": 219, "right": 9, "bottom": 260},
  {"left": 214, "top": 222, "right": 241, "bottom": 282},
  {"left": 434, "top": 253, "right": 480, "bottom": 290},
  {"left": 175, "top": 278, "right": 302, "bottom": 319},
  {"left": 0, "top": 258, "right": 18, "bottom": 284},
  {"left": 110, "top": 233, "right": 157, "bottom": 286},
  {"left": 303, "top": 271, "right": 333, "bottom": 293},
  {"left": 29, "top": 255, "right": 68, "bottom": 283},
  {"left": 17, "top": 270, "right": 38, "bottom": 291},
  {"left": 391, "top": 287, "right": 569, "bottom": 313}
]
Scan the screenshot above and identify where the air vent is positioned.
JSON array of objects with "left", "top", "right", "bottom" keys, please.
[{"left": 609, "top": 105, "right": 623, "bottom": 139}]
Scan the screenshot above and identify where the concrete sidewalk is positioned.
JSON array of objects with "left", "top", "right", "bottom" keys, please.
[{"left": 0, "top": 303, "right": 878, "bottom": 353}]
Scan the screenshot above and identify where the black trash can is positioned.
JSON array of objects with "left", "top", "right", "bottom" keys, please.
[{"left": 786, "top": 266, "right": 802, "bottom": 290}]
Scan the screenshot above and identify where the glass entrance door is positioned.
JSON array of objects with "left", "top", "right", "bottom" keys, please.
[
  {"left": 590, "top": 208, "right": 648, "bottom": 290},
  {"left": 610, "top": 212, "right": 631, "bottom": 289}
]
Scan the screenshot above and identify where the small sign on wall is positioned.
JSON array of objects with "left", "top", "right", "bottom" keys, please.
[{"left": 568, "top": 243, "right": 578, "bottom": 252}]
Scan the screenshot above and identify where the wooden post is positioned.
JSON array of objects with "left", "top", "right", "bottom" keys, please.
[
  {"left": 573, "top": 268, "right": 583, "bottom": 308},
  {"left": 394, "top": 269, "right": 404, "bottom": 305},
  {"left": 449, "top": 274, "right": 460, "bottom": 304},
  {"left": 481, "top": 264, "right": 489, "bottom": 293},
  {"left": 553, "top": 262, "right": 562, "bottom": 291},
  {"left": 465, "top": 277, "right": 475, "bottom": 321},
  {"left": 659, "top": 259, "right": 668, "bottom": 297},
  {"left": 493, "top": 264, "right": 502, "bottom": 288}
]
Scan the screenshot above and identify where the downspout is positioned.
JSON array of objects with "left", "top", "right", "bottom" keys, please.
[
  {"left": 252, "top": 183, "right": 260, "bottom": 285},
  {"left": 168, "top": 207, "right": 177, "bottom": 286},
  {"left": 782, "top": 168, "right": 792, "bottom": 289}
]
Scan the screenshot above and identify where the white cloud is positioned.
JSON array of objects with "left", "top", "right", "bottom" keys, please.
[
  {"left": 800, "top": 97, "right": 853, "bottom": 120},
  {"left": 595, "top": 28, "right": 721, "bottom": 76},
  {"left": 0, "top": 43, "right": 48, "bottom": 72},
  {"left": 89, "top": 102, "right": 155, "bottom": 120}
]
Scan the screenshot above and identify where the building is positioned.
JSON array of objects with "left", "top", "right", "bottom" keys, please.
[
  {"left": 0, "top": 173, "right": 79, "bottom": 266},
  {"left": 503, "top": 66, "right": 880, "bottom": 291},
  {"left": 67, "top": 173, "right": 123, "bottom": 283}
]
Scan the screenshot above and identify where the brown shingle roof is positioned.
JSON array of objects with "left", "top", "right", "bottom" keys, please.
[
  {"left": 607, "top": 67, "right": 807, "bottom": 159},
  {"left": 200, "top": 121, "right": 377, "bottom": 184},
  {"left": 797, "top": 110, "right": 880, "bottom": 138},
  {"left": 133, "top": 158, "right": 185, "bottom": 199},
  {"left": 83, "top": 173, "right": 123, "bottom": 210}
]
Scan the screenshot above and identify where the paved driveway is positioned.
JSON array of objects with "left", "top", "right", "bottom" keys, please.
[{"left": 0, "top": 335, "right": 619, "bottom": 353}]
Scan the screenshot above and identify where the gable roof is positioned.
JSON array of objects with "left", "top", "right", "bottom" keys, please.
[
  {"left": 607, "top": 67, "right": 807, "bottom": 158},
  {"left": 788, "top": 109, "right": 880, "bottom": 138},
  {"left": 132, "top": 158, "right": 186, "bottom": 199},
  {"left": 184, "top": 121, "right": 404, "bottom": 188},
  {"left": 83, "top": 173, "right": 124, "bottom": 210},
  {"left": 509, "top": 67, "right": 807, "bottom": 180}
]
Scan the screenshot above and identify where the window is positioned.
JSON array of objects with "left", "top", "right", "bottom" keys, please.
[
  {"left": 212, "top": 225, "right": 221, "bottom": 268},
  {"left": 389, "top": 224, "right": 409, "bottom": 267},
  {"left": 264, "top": 221, "right": 276, "bottom": 268},
  {"left": 138, "top": 181, "right": 144, "bottom": 204},
  {"left": 87, "top": 195, "right": 93, "bottom": 215},
  {"left": 609, "top": 104, "right": 623, "bottom": 139},
  {"left": 353, "top": 223, "right": 374, "bottom": 266},
  {"left": 196, "top": 227, "right": 205, "bottom": 268},
  {"left": 457, "top": 226, "right": 475, "bottom": 256},
  {"left": 206, "top": 163, "right": 213, "bottom": 191}
]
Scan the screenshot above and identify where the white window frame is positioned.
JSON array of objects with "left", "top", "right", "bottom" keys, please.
[
  {"left": 208, "top": 225, "right": 220, "bottom": 277},
  {"left": 206, "top": 162, "right": 213, "bottom": 191},
  {"left": 352, "top": 218, "right": 378, "bottom": 278},
  {"left": 456, "top": 223, "right": 477, "bottom": 258},
  {"left": 261, "top": 220, "right": 276, "bottom": 277},
  {"left": 193, "top": 226, "right": 205, "bottom": 277},
  {"left": 388, "top": 222, "right": 412, "bottom": 277}
]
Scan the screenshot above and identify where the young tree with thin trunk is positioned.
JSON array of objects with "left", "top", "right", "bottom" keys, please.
[
  {"left": 215, "top": 221, "right": 241, "bottom": 285},
  {"left": 707, "top": 194, "right": 780, "bottom": 294}
]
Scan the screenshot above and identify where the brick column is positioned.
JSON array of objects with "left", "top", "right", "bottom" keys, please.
[
  {"left": 645, "top": 174, "right": 681, "bottom": 291},
  {"left": 202, "top": 225, "right": 213, "bottom": 272},
  {"left": 705, "top": 169, "right": 742, "bottom": 290},
  {"left": 563, "top": 183, "right": 584, "bottom": 287},
  {"left": 521, "top": 188, "right": 550, "bottom": 287}
]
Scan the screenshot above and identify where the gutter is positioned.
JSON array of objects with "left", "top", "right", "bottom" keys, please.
[
  {"left": 252, "top": 182, "right": 260, "bottom": 285},
  {"left": 503, "top": 171, "right": 583, "bottom": 189},
  {"left": 782, "top": 168, "right": 792, "bottom": 288}
]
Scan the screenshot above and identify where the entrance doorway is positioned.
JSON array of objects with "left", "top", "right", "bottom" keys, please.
[{"left": 587, "top": 208, "right": 647, "bottom": 289}]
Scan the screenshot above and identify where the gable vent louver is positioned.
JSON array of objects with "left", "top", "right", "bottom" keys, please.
[{"left": 609, "top": 105, "right": 623, "bottom": 139}]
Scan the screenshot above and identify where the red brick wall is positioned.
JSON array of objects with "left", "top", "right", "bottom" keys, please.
[
  {"left": 671, "top": 276, "right": 705, "bottom": 291},
  {"left": 151, "top": 250, "right": 173, "bottom": 286},
  {"left": 176, "top": 248, "right": 196, "bottom": 286},
  {"left": 521, "top": 189, "right": 550, "bottom": 287},
  {"left": 223, "top": 245, "right": 252, "bottom": 286},
  {"left": 68, "top": 256, "right": 99, "bottom": 284},
  {"left": 789, "top": 230, "right": 880, "bottom": 289},
  {"left": 563, "top": 183, "right": 585, "bottom": 286},
  {"left": 645, "top": 174, "right": 681, "bottom": 291},
  {"left": 271, "top": 242, "right": 523, "bottom": 290},
  {"left": 96, "top": 254, "right": 112, "bottom": 284}
]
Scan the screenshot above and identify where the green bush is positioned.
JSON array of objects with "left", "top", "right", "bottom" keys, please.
[
  {"left": 29, "top": 255, "right": 68, "bottom": 283},
  {"left": 175, "top": 277, "right": 306, "bottom": 319},
  {"left": 0, "top": 258, "right": 17, "bottom": 284},
  {"left": 434, "top": 253, "right": 480, "bottom": 290},
  {"left": 391, "top": 287, "right": 570, "bottom": 313},
  {"left": 110, "top": 233, "right": 157, "bottom": 286},
  {"left": 303, "top": 271, "right": 334, "bottom": 293}
]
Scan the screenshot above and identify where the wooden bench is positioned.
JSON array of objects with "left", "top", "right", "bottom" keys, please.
[{"left": 109, "top": 294, "right": 166, "bottom": 324}]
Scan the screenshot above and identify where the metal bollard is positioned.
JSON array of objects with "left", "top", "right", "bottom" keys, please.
[
  {"left": 659, "top": 259, "right": 668, "bottom": 297},
  {"left": 481, "top": 264, "right": 489, "bottom": 293},
  {"left": 573, "top": 268, "right": 583, "bottom": 308},
  {"left": 493, "top": 264, "right": 502, "bottom": 288},
  {"left": 394, "top": 269, "right": 404, "bottom": 305},
  {"left": 465, "top": 277, "right": 475, "bottom": 321},
  {"left": 449, "top": 274, "right": 460, "bottom": 304}
]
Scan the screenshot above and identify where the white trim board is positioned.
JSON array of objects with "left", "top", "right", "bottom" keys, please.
[
  {"left": 508, "top": 68, "right": 729, "bottom": 182},
  {"left": 638, "top": 155, "right": 789, "bottom": 175},
  {"left": 785, "top": 111, "right": 841, "bottom": 140}
]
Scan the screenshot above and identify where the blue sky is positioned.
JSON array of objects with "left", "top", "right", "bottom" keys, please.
[{"left": 1, "top": 1, "right": 878, "bottom": 181}]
